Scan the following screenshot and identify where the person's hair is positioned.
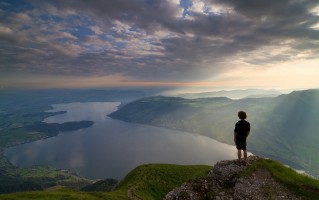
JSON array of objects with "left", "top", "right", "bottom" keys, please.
[{"left": 238, "top": 111, "right": 247, "bottom": 119}]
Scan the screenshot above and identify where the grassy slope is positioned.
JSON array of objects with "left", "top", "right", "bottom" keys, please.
[
  {"left": 11, "top": 166, "right": 93, "bottom": 189},
  {"left": 0, "top": 188, "right": 128, "bottom": 200},
  {"left": 2, "top": 160, "right": 319, "bottom": 200},
  {"left": 1, "top": 151, "right": 92, "bottom": 193},
  {"left": 242, "top": 158, "right": 319, "bottom": 200},
  {"left": 0, "top": 164, "right": 212, "bottom": 200},
  {"left": 116, "top": 164, "right": 212, "bottom": 200}
]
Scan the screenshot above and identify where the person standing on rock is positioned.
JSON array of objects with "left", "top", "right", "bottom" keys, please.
[{"left": 234, "top": 111, "right": 250, "bottom": 165}]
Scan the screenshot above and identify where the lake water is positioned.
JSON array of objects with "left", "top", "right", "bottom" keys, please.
[{"left": 5, "top": 102, "right": 238, "bottom": 179}]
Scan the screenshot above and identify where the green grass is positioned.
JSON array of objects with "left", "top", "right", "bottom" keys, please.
[
  {"left": 0, "top": 164, "right": 212, "bottom": 200},
  {"left": 0, "top": 153, "right": 93, "bottom": 193},
  {"left": 0, "top": 187, "right": 128, "bottom": 200},
  {"left": 240, "top": 158, "right": 319, "bottom": 200},
  {"left": 116, "top": 163, "right": 212, "bottom": 200},
  {"left": 11, "top": 165, "right": 93, "bottom": 189},
  {"left": 2, "top": 160, "right": 319, "bottom": 199},
  {"left": 0, "top": 128, "right": 46, "bottom": 148}
]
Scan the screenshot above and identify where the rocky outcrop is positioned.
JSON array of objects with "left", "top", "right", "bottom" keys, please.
[{"left": 164, "top": 156, "right": 300, "bottom": 200}]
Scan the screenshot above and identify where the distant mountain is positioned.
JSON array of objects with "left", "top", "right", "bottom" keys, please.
[
  {"left": 170, "top": 89, "right": 283, "bottom": 99},
  {"left": 109, "top": 89, "right": 319, "bottom": 178}
]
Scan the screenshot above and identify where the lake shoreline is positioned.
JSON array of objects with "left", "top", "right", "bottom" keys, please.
[{"left": 5, "top": 102, "right": 238, "bottom": 179}]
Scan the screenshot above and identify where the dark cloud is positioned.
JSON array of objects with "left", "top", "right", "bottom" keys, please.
[
  {"left": 211, "top": 0, "right": 317, "bottom": 19},
  {"left": 0, "top": 0, "right": 319, "bottom": 83},
  {"left": 33, "top": 0, "right": 181, "bottom": 32}
]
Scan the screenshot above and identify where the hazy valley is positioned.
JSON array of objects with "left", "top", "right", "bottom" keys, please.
[
  {"left": 110, "top": 89, "right": 319, "bottom": 178},
  {"left": 1, "top": 88, "right": 319, "bottom": 199}
]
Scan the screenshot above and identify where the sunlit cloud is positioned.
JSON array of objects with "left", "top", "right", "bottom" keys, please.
[
  {"left": 310, "top": 6, "right": 319, "bottom": 16},
  {"left": 310, "top": 23, "right": 319, "bottom": 30},
  {"left": 209, "top": 58, "right": 319, "bottom": 90},
  {"left": 0, "top": 0, "right": 318, "bottom": 90}
]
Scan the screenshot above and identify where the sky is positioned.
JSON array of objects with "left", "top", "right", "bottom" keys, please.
[{"left": 1, "top": 0, "right": 319, "bottom": 91}]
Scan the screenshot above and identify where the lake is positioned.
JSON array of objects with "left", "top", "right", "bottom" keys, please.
[{"left": 5, "top": 102, "right": 238, "bottom": 179}]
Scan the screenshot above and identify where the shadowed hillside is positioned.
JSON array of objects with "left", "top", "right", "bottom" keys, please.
[
  {"left": 0, "top": 164, "right": 211, "bottom": 200},
  {"left": 109, "top": 89, "right": 319, "bottom": 178}
]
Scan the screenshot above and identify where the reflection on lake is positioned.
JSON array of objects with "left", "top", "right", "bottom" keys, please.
[{"left": 5, "top": 102, "right": 237, "bottom": 179}]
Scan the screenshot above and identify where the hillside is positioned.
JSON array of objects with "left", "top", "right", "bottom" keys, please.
[
  {"left": 0, "top": 164, "right": 211, "bottom": 200},
  {"left": 0, "top": 152, "right": 93, "bottom": 194},
  {"left": 109, "top": 89, "right": 319, "bottom": 178},
  {"left": 1, "top": 157, "right": 319, "bottom": 199}
]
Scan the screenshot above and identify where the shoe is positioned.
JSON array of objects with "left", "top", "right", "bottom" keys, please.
[{"left": 242, "top": 160, "right": 247, "bottom": 166}]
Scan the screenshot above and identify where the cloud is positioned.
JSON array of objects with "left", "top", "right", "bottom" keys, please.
[
  {"left": 189, "top": 0, "right": 206, "bottom": 13},
  {"left": 90, "top": 25, "right": 103, "bottom": 35},
  {"left": 0, "top": 0, "right": 319, "bottom": 88},
  {"left": 0, "top": 25, "right": 14, "bottom": 42}
]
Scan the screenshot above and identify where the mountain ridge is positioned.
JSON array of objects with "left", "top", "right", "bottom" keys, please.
[
  {"left": 167, "top": 89, "right": 283, "bottom": 99},
  {"left": 109, "top": 89, "right": 319, "bottom": 178}
]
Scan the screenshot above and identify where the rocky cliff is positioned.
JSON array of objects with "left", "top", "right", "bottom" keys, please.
[{"left": 164, "top": 156, "right": 300, "bottom": 200}]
